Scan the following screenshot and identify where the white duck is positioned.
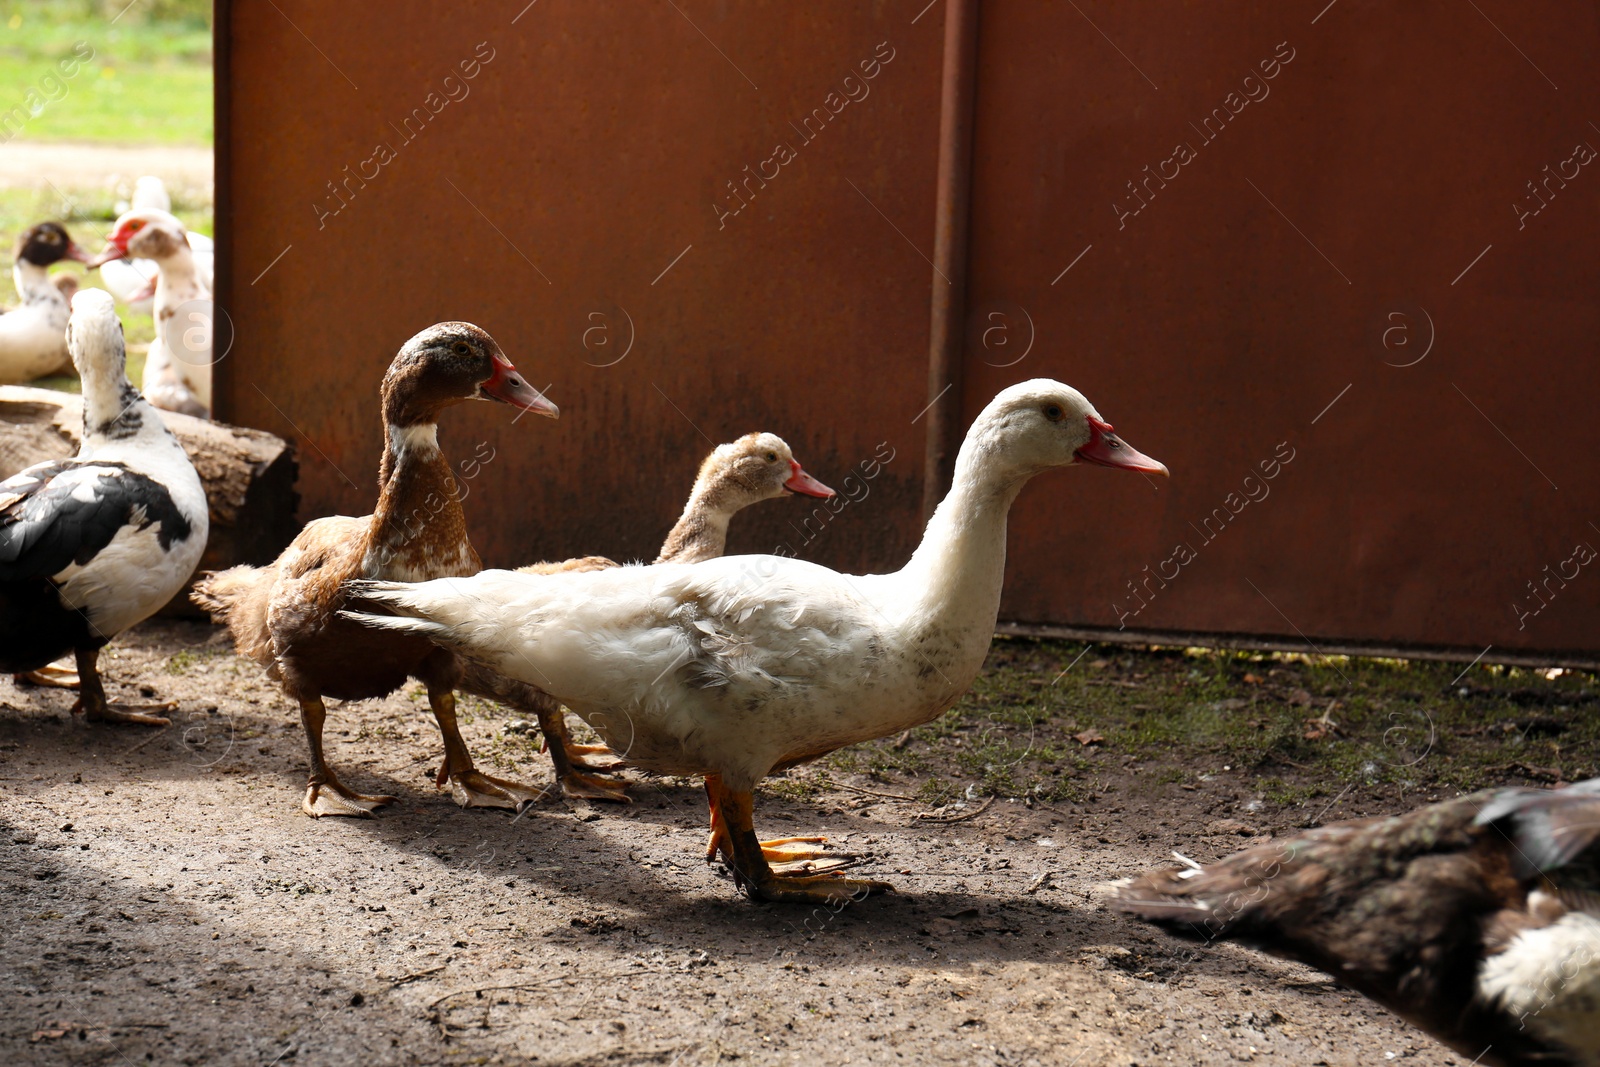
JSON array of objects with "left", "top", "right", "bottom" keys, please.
[
  {"left": 97, "top": 177, "right": 214, "bottom": 314},
  {"left": 0, "top": 289, "right": 209, "bottom": 725},
  {"left": 88, "top": 209, "right": 213, "bottom": 418},
  {"left": 0, "top": 222, "right": 90, "bottom": 384},
  {"left": 346, "top": 380, "right": 1168, "bottom": 902}
]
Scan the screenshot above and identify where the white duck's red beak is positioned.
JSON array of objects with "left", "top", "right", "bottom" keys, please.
[
  {"left": 783, "top": 459, "right": 835, "bottom": 498},
  {"left": 1075, "top": 415, "right": 1169, "bottom": 476},
  {"left": 84, "top": 233, "right": 130, "bottom": 269},
  {"left": 480, "top": 354, "right": 558, "bottom": 418}
]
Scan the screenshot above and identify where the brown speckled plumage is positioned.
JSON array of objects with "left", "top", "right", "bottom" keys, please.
[{"left": 1113, "top": 780, "right": 1600, "bottom": 1066}]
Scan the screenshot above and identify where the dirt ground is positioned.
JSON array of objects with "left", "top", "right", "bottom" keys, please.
[
  {"left": 0, "top": 143, "right": 212, "bottom": 193},
  {"left": 3, "top": 620, "right": 1592, "bottom": 1067}
]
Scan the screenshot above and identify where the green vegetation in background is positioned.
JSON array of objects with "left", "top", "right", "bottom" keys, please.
[
  {"left": 814, "top": 638, "right": 1599, "bottom": 808},
  {"left": 0, "top": 181, "right": 214, "bottom": 390},
  {"left": 0, "top": 0, "right": 212, "bottom": 146}
]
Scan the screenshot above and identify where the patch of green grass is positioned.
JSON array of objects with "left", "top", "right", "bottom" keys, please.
[
  {"left": 805, "top": 636, "right": 1599, "bottom": 807},
  {"left": 0, "top": 0, "right": 212, "bottom": 146}
]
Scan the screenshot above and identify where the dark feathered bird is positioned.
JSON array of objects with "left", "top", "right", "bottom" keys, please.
[{"left": 1113, "top": 779, "right": 1600, "bottom": 1066}]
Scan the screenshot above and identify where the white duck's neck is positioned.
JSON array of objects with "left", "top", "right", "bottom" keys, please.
[
  {"left": 896, "top": 433, "right": 1026, "bottom": 642},
  {"left": 77, "top": 343, "right": 172, "bottom": 463},
  {"left": 13, "top": 260, "right": 56, "bottom": 303},
  {"left": 153, "top": 247, "right": 206, "bottom": 303}
]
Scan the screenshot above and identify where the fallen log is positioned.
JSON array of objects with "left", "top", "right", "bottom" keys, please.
[{"left": 0, "top": 385, "right": 299, "bottom": 615}]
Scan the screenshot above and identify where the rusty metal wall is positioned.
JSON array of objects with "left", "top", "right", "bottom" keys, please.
[
  {"left": 960, "top": 0, "right": 1600, "bottom": 661},
  {"left": 218, "top": 1, "right": 942, "bottom": 573},
  {"left": 220, "top": 1, "right": 1600, "bottom": 662}
]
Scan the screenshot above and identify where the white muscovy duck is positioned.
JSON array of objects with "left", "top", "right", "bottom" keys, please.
[
  {"left": 87, "top": 209, "right": 213, "bottom": 418},
  {"left": 97, "top": 177, "right": 214, "bottom": 315},
  {"left": 0, "top": 222, "right": 91, "bottom": 384},
  {"left": 0, "top": 288, "right": 208, "bottom": 725},
  {"left": 1113, "top": 778, "right": 1600, "bottom": 1067},
  {"left": 344, "top": 379, "right": 1168, "bottom": 902}
]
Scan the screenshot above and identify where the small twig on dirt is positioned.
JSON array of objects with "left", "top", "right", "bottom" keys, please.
[
  {"left": 915, "top": 796, "right": 995, "bottom": 823},
  {"left": 892, "top": 729, "right": 914, "bottom": 749},
  {"left": 125, "top": 725, "right": 173, "bottom": 753},
  {"left": 1496, "top": 761, "right": 1564, "bottom": 782},
  {"left": 426, "top": 969, "right": 670, "bottom": 1012},
  {"left": 1025, "top": 870, "right": 1053, "bottom": 894},
  {"left": 830, "top": 781, "right": 917, "bottom": 802},
  {"left": 388, "top": 965, "right": 448, "bottom": 987}
]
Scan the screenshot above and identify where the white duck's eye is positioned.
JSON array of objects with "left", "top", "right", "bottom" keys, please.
[
  {"left": 1043, "top": 404, "right": 1064, "bottom": 422},
  {"left": 452, "top": 341, "right": 471, "bottom": 356},
  {"left": 765, "top": 452, "right": 778, "bottom": 462}
]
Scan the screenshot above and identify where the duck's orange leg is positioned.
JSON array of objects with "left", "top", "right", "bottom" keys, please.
[
  {"left": 299, "top": 696, "right": 396, "bottom": 817},
  {"left": 703, "top": 774, "right": 829, "bottom": 863},
  {"left": 708, "top": 781, "right": 892, "bottom": 904},
  {"left": 429, "top": 682, "right": 548, "bottom": 811},
  {"left": 538, "top": 705, "right": 630, "bottom": 803}
]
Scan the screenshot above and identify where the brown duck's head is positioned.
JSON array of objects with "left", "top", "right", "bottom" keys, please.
[
  {"left": 14, "top": 221, "right": 90, "bottom": 268},
  {"left": 693, "top": 432, "right": 834, "bottom": 512},
  {"left": 84, "top": 208, "right": 190, "bottom": 267},
  {"left": 381, "top": 321, "right": 558, "bottom": 426}
]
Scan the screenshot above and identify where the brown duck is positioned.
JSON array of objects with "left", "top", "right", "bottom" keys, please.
[
  {"left": 1113, "top": 778, "right": 1600, "bottom": 1066},
  {"left": 192, "top": 322, "right": 558, "bottom": 817}
]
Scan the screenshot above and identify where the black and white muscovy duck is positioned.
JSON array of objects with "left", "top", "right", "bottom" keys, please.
[
  {"left": 0, "top": 222, "right": 90, "bottom": 384},
  {"left": 0, "top": 288, "right": 209, "bottom": 724},
  {"left": 1113, "top": 779, "right": 1600, "bottom": 1067}
]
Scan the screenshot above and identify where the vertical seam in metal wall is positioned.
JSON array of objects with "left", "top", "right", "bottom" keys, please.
[
  {"left": 921, "top": 0, "right": 981, "bottom": 523},
  {"left": 212, "top": 0, "right": 232, "bottom": 422}
]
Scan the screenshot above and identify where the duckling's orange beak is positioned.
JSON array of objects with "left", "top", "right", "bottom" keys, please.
[
  {"left": 480, "top": 354, "right": 558, "bottom": 418},
  {"left": 1075, "top": 415, "right": 1169, "bottom": 476},
  {"left": 783, "top": 459, "right": 834, "bottom": 498}
]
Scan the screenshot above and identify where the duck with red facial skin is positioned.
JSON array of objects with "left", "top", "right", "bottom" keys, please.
[
  {"left": 86, "top": 209, "right": 214, "bottom": 417},
  {"left": 460, "top": 431, "right": 839, "bottom": 804},
  {"left": 192, "top": 322, "right": 562, "bottom": 817},
  {"left": 344, "top": 380, "right": 1168, "bottom": 903}
]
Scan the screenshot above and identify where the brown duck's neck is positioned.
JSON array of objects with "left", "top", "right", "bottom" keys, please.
[{"left": 364, "top": 421, "right": 479, "bottom": 579}]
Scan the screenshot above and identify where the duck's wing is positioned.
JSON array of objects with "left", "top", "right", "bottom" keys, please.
[{"left": 0, "top": 460, "right": 194, "bottom": 583}]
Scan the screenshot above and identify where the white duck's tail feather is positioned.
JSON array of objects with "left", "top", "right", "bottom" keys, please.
[{"left": 340, "top": 578, "right": 512, "bottom": 673}]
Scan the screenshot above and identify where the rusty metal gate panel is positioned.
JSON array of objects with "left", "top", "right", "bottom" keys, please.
[
  {"left": 219, "top": 1, "right": 1600, "bottom": 663},
  {"left": 956, "top": 0, "right": 1600, "bottom": 662}
]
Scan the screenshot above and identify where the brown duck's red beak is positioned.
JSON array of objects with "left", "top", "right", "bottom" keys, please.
[
  {"left": 62, "top": 241, "right": 92, "bottom": 265},
  {"left": 1075, "top": 415, "right": 1169, "bottom": 477},
  {"left": 783, "top": 459, "right": 835, "bottom": 498},
  {"left": 481, "top": 354, "right": 558, "bottom": 418}
]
